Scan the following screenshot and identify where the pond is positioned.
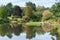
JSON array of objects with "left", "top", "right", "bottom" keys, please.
[
  {"left": 0, "top": 32, "right": 56, "bottom": 40},
  {"left": 0, "top": 23, "right": 57, "bottom": 40}
]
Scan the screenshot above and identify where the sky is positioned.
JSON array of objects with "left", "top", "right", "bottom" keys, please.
[{"left": 0, "top": 0, "right": 56, "bottom": 7}]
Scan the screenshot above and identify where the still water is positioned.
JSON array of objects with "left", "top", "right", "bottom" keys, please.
[
  {"left": 0, "top": 23, "right": 57, "bottom": 40},
  {"left": 0, "top": 32, "right": 56, "bottom": 40}
]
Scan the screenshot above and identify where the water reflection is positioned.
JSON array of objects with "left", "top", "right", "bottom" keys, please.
[
  {"left": 0, "top": 32, "right": 56, "bottom": 40},
  {"left": 0, "top": 23, "right": 57, "bottom": 40}
]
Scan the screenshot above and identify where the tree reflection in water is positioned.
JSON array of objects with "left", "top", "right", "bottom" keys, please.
[
  {"left": 24, "top": 25, "right": 36, "bottom": 39},
  {"left": 0, "top": 22, "right": 59, "bottom": 40},
  {"left": 0, "top": 23, "right": 44, "bottom": 39}
]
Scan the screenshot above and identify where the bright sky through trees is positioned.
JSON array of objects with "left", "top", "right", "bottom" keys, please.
[{"left": 0, "top": 0, "right": 56, "bottom": 7}]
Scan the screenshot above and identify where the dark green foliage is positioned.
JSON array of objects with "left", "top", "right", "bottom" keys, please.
[
  {"left": 50, "top": 2, "right": 60, "bottom": 17},
  {"left": 29, "top": 12, "right": 42, "bottom": 21},
  {"left": 0, "top": 6, "right": 7, "bottom": 18},
  {"left": 36, "top": 6, "right": 45, "bottom": 13},
  {"left": 26, "top": 1, "right": 36, "bottom": 11},
  {"left": 6, "top": 3, "right": 13, "bottom": 16},
  {"left": 13, "top": 5, "right": 22, "bottom": 17}
]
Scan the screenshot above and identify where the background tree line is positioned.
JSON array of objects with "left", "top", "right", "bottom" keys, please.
[{"left": 0, "top": 1, "right": 60, "bottom": 22}]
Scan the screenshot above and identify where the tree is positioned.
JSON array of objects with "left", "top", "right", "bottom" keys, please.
[
  {"left": 6, "top": 3, "right": 13, "bottom": 16},
  {"left": 36, "top": 6, "right": 45, "bottom": 13},
  {"left": 25, "top": 7, "right": 33, "bottom": 16},
  {"left": 13, "top": 5, "right": 22, "bottom": 17},
  {"left": 42, "top": 10, "right": 53, "bottom": 21},
  {"left": 26, "top": 1, "right": 36, "bottom": 11},
  {"left": 50, "top": 2, "right": 60, "bottom": 17},
  {"left": 23, "top": 7, "right": 33, "bottom": 22},
  {"left": 33, "top": 11, "right": 42, "bottom": 21},
  {"left": 0, "top": 6, "right": 7, "bottom": 18},
  {"left": 23, "top": 2, "right": 37, "bottom": 22}
]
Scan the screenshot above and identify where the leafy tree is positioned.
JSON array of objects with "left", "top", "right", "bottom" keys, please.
[
  {"left": 0, "top": 6, "right": 7, "bottom": 18},
  {"left": 24, "top": 2, "right": 37, "bottom": 21},
  {"left": 24, "top": 7, "right": 33, "bottom": 22},
  {"left": 13, "top": 5, "right": 22, "bottom": 17},
  {"left": 0, "top": 6, "right": 10, "bottom": 24},
  {"left": 50, "top": 2, "right": 60, "bottom": 17},
  {"left": 36, "top": 6, "right": 45, "bottom": 13},
  {"left": 42, "top": 10, "right": 53, "bottom": 21},
  {"left": 29, "top": 12, "right": 42, "bottom": 21},
  {"left": 26, "top": 1, "right": 36, "bottom": 11},
  {"left": 6, "top": 3, "right": 13, "bottom": 16},
  {"left": 25, "top": 7, "right": 33, "bottom": 16},
  {"left": 21, "top": 7, "right": 26, "bottom": 16},
  {"left": 33, "top": 11, "right": 42, "bottom": 21}
]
